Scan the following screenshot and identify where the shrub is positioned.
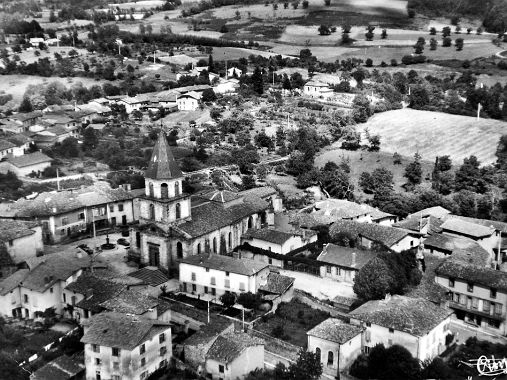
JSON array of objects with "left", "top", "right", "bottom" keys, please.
[{"left": 407, "top": 8, "right": 415, "bottom": 18}]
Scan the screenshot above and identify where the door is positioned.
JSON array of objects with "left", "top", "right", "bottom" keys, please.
[
  {"left": 122, "top": 215, "right": 127, "bottom": 225},
  {"left": 110, "top": 217, "right": 116, "bottom": 227},
  {"left": 148, "top": 244, "right": 160, "bottom": 267}
]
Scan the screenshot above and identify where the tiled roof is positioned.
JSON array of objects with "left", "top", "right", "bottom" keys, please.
[
  {"left": 179, "top": 254, "right": 268, "bottom": 276},
  {"left": 81, "top": 312, "right": 171, "bottom": 350},
  {"left": 201, "top": 190, "right": 241, "bottom": 204},
  {"left": 128, "top": 266, "right": 169, "bottom": 287},
  {"left": 407, "top": 206, "right": 451, "bottom": 220},
  {"left": 184, "top": 321, "right": 233, "bottom": 346},
  {"left": 423, "top": 234, "right": 490, "bottom": 265},
  {"left": 145, "top": 132, "right": 183, "bottom": 180},
  {"left": 0, "top": 269, "right": 29, "bottom": 295},
  {"left": 0, "top": 219, "right": 38, "bottom": 241},
  {"left": 329, "top": 220, "right": 417, "bottom": 248},
  {"left": 11, "top": 111, "right": 42, "bottom": 122},
  {"left": 349, "top": 295, "right": 453, "bottom": 337},
  {"left": 305, "top": 80, "right": 329, "bottom": 87},
  {"left": 7, "top": 151, "right": 52, "bottom": 168},
  {"left": 441, "top": 219, "right": 494, "bottom": 238},
  {"left": 66, "top": 273, "right": 125, "bottom": 313},
  {"left": 316, "top": 243, "right": 378, "bottom": 270},
  {"left": 307, "top": 318, "right": 363, "bottom": 344},
  {"left": 313, "top": 199, "right": 371, "bottom": 218},
  {"left": 394, "top": 216, "right": 443, "bottom": 235},
  {"left": 31, "top": 355, "right": 85, "bottom": 380},
  {"left": 258, "top": 272, "right": 294, "bottom": 294},
  {"left": 0, "top": 139, "right": 16, "bottom": 150},
  {"left": 177, "top": 196, "right": 269, "bottom": 238},
  {"left": 6, "top": 133, "right": 31, "bottom": 146},
  {"left": 178, "top": 91, "right": 202, "bottom": 100},
  {"left": 0, "top": 183, "right": 136, "bottom": 218},
  {"left": 206, "top": 332, "right": 263, "bottom": 363},
  {"left": 20, "top": 251, "right": 106, "bottom": 293},
  {"left": 100, "top": 288, "right": 159, "bottom": 315},
  {"left": 443, "top": 215, "right": 507, "bottom": 234},
  {"left": 239, "top": 186, "right": 277, "bottom": 199},
  {"left": 243, "top": 228, "right": 297, "bottom": 245},
  {"left": 436, "top": 261, "right": 507, "bottom": 291}
]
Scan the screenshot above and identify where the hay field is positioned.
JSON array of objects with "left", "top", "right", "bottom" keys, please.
[{"left": 357, "top": 109, "right": 507, "bottom": 165}]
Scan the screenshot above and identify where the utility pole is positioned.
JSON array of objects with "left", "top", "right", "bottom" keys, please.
[
  {"left": 477, "top": 102, "right": 482, "bottom": 121},
  {"left": 56, "top": 168, "right": 60, "bottom": 191}
]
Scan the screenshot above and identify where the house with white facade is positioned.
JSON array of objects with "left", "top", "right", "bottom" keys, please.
[
  {"left": 241, "top": 227, "right": 317, "bottom": 255},
  {"left": 81, "top": 312, "right": 172, "bottom": 380},
  {"left": 177, "top": 91, "right": 201, "bottom": 111},
  {"left": 0, "top": 250, "right": 106, "bottom": 319},
  {"left": 0, "top": 140, "right": 17, "bottom": 159},
  {"left": 227, "top": 67, "right": 243, "bottom": 78},
  {"left": 214, "top": 78, "right": 239, "bottom": 94},
  {"left": 179, "top": 254, "right": 269, "bottom": 297},
  {"left": 440, "top": 218, "right": 499, "bottom": 258},
  {"left": 303, "top": 80, "right": 334, "bottom": 99},
  {"left": 349, "top": 295, "right": 453, "bottom": 361},
  {"left": 119, "top": 95, "right": 151, "bottom": 114},
  {"left": 316, "top": 243, "right": 378, "bottom": 284},
  {"left": 307, "top": 318, "right": 363, "bottom": 377},
  {"left": 0, "top": 151, "right": 53, "bottom": 176},
  {"left": 0, "top": 219, "right": 43, "bottom": 265}
]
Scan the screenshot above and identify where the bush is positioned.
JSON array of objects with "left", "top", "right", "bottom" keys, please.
[
  {"left": 401, "top": 55, "right": 426, "bottom": 65},
  {"left": 407, "top": 8, "right": 415, "bottom": 18},
  {"left": 272, "top": 324, "right": 285, "bottom": 338}
]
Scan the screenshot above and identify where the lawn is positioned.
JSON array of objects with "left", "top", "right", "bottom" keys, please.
[
  {"left": 316, "top": 144, "right": 435, "bottom": 196},
  {"left": 254, "top": 299, "right": 330, "bottom": 347},
  {"left": 356, "top": 108, "right": 507, "bottom": 165}
]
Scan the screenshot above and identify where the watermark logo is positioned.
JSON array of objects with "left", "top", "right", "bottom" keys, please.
[{"left": 461, "top": 355, "right": 507, "bottom": 377}]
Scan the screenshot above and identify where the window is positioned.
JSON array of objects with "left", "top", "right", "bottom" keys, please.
[
  {"left": 211, "top": 277, "right": 216, "bottom": 285},
  {"left": 141, "top": 357, "right": 146, "bottom": 367},
  {"left": 63, "top": 293, "right": 66, "bottom": 303},
  {"left": 365, "top": 330, "right": 371, "bottom": 342},
  {"left": 467, "top": 283, "right": 474, "bottom": 292},
  {"left": 61, "top": 217, "right": 68, "bottom": 226},
  {"left": 113, "top": 362, "right": 120, "bottom": 370},
  {"left": 109, "top": 205, "right": 114, "bottom": 212},
  {"left": 206, "top": 268, "right": 209, "bottom": 272},
  {"left": 23, "top": 294, "right": 28, "bottom": 303},
  {"left": 192, "top": 284, "right": 196, "bottom": 292},
  {"left": 118, "top": 204, "right": 124, "bottom": 212},
  {"left": 161, "top": 183, "right": 168, "bottom": 199},
  {"left": 326, "top": 266, "right": 331, "bottom": 274},
  {"left": 149, "top": 182, "right": 154, "bottom": 197},
  {"left": 149, "top": 204, "right": 155, "bottom": 220},
  {"left": 389, "top": 328, "right": 394, "bottom": 334},
  {"left": 211, "top": 288, "right": 216, "bottom": 296},
  {"left": 327, "top": 351, "right": 334, "bottom": 366},
  {"left": 95, "top": 371, "right": 101, "bottom": 380},
  {"left": 92, "top": 344, "right": 100, "bottom": 353},
  {"left": 140, "top": 344, "right": 145, "bottom": 355},
  {"left": 191, "top": 272, "right": 196, "bottom": 281},
  {"left": 112, "top": 347, "right": 119, "bottom": 357},
  {"left": 160, "top": 346, "right": 167, "bottom": 356},
  {"left": 472, "top": 297, "right": 478, "bottom": 309},
  {"left": 495, "top": 303, "right": 502, "bottom": 315},
  {"left": 197, "top": 243, "right": 201, "bottom": 254},
  {"left": 176, "top": 242, "right": 183, "bottom": 259},
  {"left": 363, "top": 346, "right": 371, "bottom": 354},
  {"left": 113, "top": 376, "right": 120, "bottom": 380},
  {"left": 449, "top": 278, "right": 455, "bottom": 288},
  {"left": 159, "top": 333, "right": 165, "bottom": 343},
  {"left": 484, "top": 301, "right": 491, "bottom": 312},
  {"left": 204, "top": 286, "right": 208, "bottom": 294},
  {"left": 175, "top": 181, "right": 180, "bottom": 196},
  {"left": 268, "top": 258, "right": 272, "bottom": 265},
  {"left": 219, "top": 364, "right": 225, "bottom": 373},
  {"left": 491, "top": 288, "right": 497, "bottom": 299},
  {"left": 225, "top": 279, "right": 230, "bottom": 288},
  {"left": 366, "top": 322, "right": 371, "bottom": 327},
  {"left": 79, "top": 213, "right": 85, "bottom": 220},
  {"left": 316, "top": 347, "right": 321, "bottom": 360},
  {"left": 388, "top": 339, "right": 393, "bottom": 346},
  {"left": 95, "top": 358, "right": 101, "bottom": 365},
  {"left": 225, "top": 271, "right": 230, "bottom": 277},
  {"left": 176, "top": 203, "right": 181, "bottom": 219},
  {"left": 239, "top": 282, "right": 245, "bottom": 291},
  {"left": 50, "top": 287, "right": 53, "bottom": 294},
  {"left": 228, "top": 232, "right": 232, "bottom": 248},
  {"left": 213, "top": 237, "right": 217, "bottom": 253}
]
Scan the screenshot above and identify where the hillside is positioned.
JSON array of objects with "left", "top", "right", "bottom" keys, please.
[{"left": 357, "top": 109, "right": 507, "bottom": 165}]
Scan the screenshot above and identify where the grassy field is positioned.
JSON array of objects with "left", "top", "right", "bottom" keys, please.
[
  {"left": 356, "top": 109, "right": 507, "bottom": 166},
  {"left": 316, "top": 144, "right": 435, "bottom": 196}
]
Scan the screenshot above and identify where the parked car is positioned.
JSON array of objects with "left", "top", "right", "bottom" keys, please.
[
  {"left": 117, "top": 238, "right": 130, "bottom": 247},
  {"left": 77, "top": 244, "right": 94, "bottom": 255}
]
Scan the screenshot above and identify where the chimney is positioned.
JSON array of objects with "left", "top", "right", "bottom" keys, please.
[
  {"left": 126, "top": 184, "right": 131, "bottom": 191},
  {"left": 351, "top": 252, "right": 356, "bottom": 267}
]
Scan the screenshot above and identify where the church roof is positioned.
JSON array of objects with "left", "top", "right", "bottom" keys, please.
[{"left": 145, "top": 132, "right": 183, "bottom": 180}]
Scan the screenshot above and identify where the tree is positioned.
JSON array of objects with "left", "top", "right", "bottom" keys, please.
[
  {"left": 201, "top": 88, "right": 217, "bottom": 102},
  {"left": 320, "top": 166, "right": 354, "bottom": 200},
  {"left": 381, "top": 29, "right": 387, "bottom": 39},
  {"left": 359, "top": 167, "right": 394, "bottom": 194},
  {"left": 429, "top": 27, "right": 437, "bottom": 35},
  {"left": 220, "top": 292, "right": 237, "bottom": 308},
  {"left": 455, "top": 155, "right": 487, "bottom": 193},
  {"left": 286, "top": 151, "right": 313, "bottom": 176},
  {"left": 368, "top": 134, "right": 381, "bottom": 151},
  {"left": 318, "top": 24, "right": 331, "bottom": 35},
  {"left": 242, "top": 175, "right": 256, "bottom": 190},
  {"left": 429, "top": 38, "right": 438, "bottom": 50},
  {"left": 442, "top": 26, "right": 451, "bottom": 37},
  {"left": 255, "top": 131, "right": 274, "bottom": 150},
  {"left": 18, "top": 96, "right": 33, "bottom": 112},
  {"left": 455, "top": 37, "right": 464, "bottom": 51},
  {"left": 365, "top": 58, "right": 373, "bottom": 67},
  {"left": 353, "top": 257, "right": 393, "bottom": 300},
  {"left": 404, "top": 153, "right": 422, "bottom": 186},
  {"left": 302, "top": 0, "right": 309, "bottom": 8},
  {"left": 288, "top": 350, "right": 323, "bottom": 380},
  {"left": 237, "top": 292, "right": 262, "bottom": 309},
  {"left": 82, "top": 127, "right": 99, "bottom": 151},
  {"left": 139, "top": 24, "right": 146, "bottom": 34},
  {"left": 442, "top": 36, "right": 452, "bottom": 47},
  {"left": 251, "top": 66, "right": 264, "bottom": 95}
]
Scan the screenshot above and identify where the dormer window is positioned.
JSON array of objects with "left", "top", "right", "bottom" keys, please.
[{"left": 467, "top": 283, "right": 474, "bottom": 292}]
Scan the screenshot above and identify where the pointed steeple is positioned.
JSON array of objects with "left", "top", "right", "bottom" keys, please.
[{"left": 145, "top": 132, "right": 183, "bottom": 180}]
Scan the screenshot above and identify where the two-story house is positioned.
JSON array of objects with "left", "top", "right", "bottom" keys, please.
[
  {"left": 81, "top": 312, "right": 172, "bottom": 380},
  {"left": 307, "top": 318, "right": 363, "bottom": 378},
  {"left": 177, "top": 91, "right": 201, "bottom": 111},
  {"left": 241, "top": 228, "right": 317, "bottom": 255},
  {"left": 349, "top": 295, "right": 453, "bottom": 361},
  {"left": 440, "top": 218, "right": 498, "bottom": 258},
  {"left": 303, "top": 80, "right": 334, "bottom": 99},
  {"left": 0, "top": 151, "right": 53, "bottom": 177},
  {"left": 179, "top": 254, "right": 270, "bottom": 297},
  {"left": 0, "top": 219, "right": 43, "bottom": 265},
  {"left": 435, "top": 260, "right": 507, "bottom": 335},
  {"left": 316, "top": 243, "right": 378, "bottom": 284}
]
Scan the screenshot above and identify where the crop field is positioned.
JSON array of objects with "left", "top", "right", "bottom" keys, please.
[
  {"left": 356, "top": 109, "right": 507, "bottom": 165},
  {"left": 316, "top": 144, "right": 435, "bottom": 194}
]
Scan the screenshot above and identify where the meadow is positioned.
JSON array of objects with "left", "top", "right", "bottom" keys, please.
[{"left": 356, "top": 109, "right": 507, "bottom": 165}]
